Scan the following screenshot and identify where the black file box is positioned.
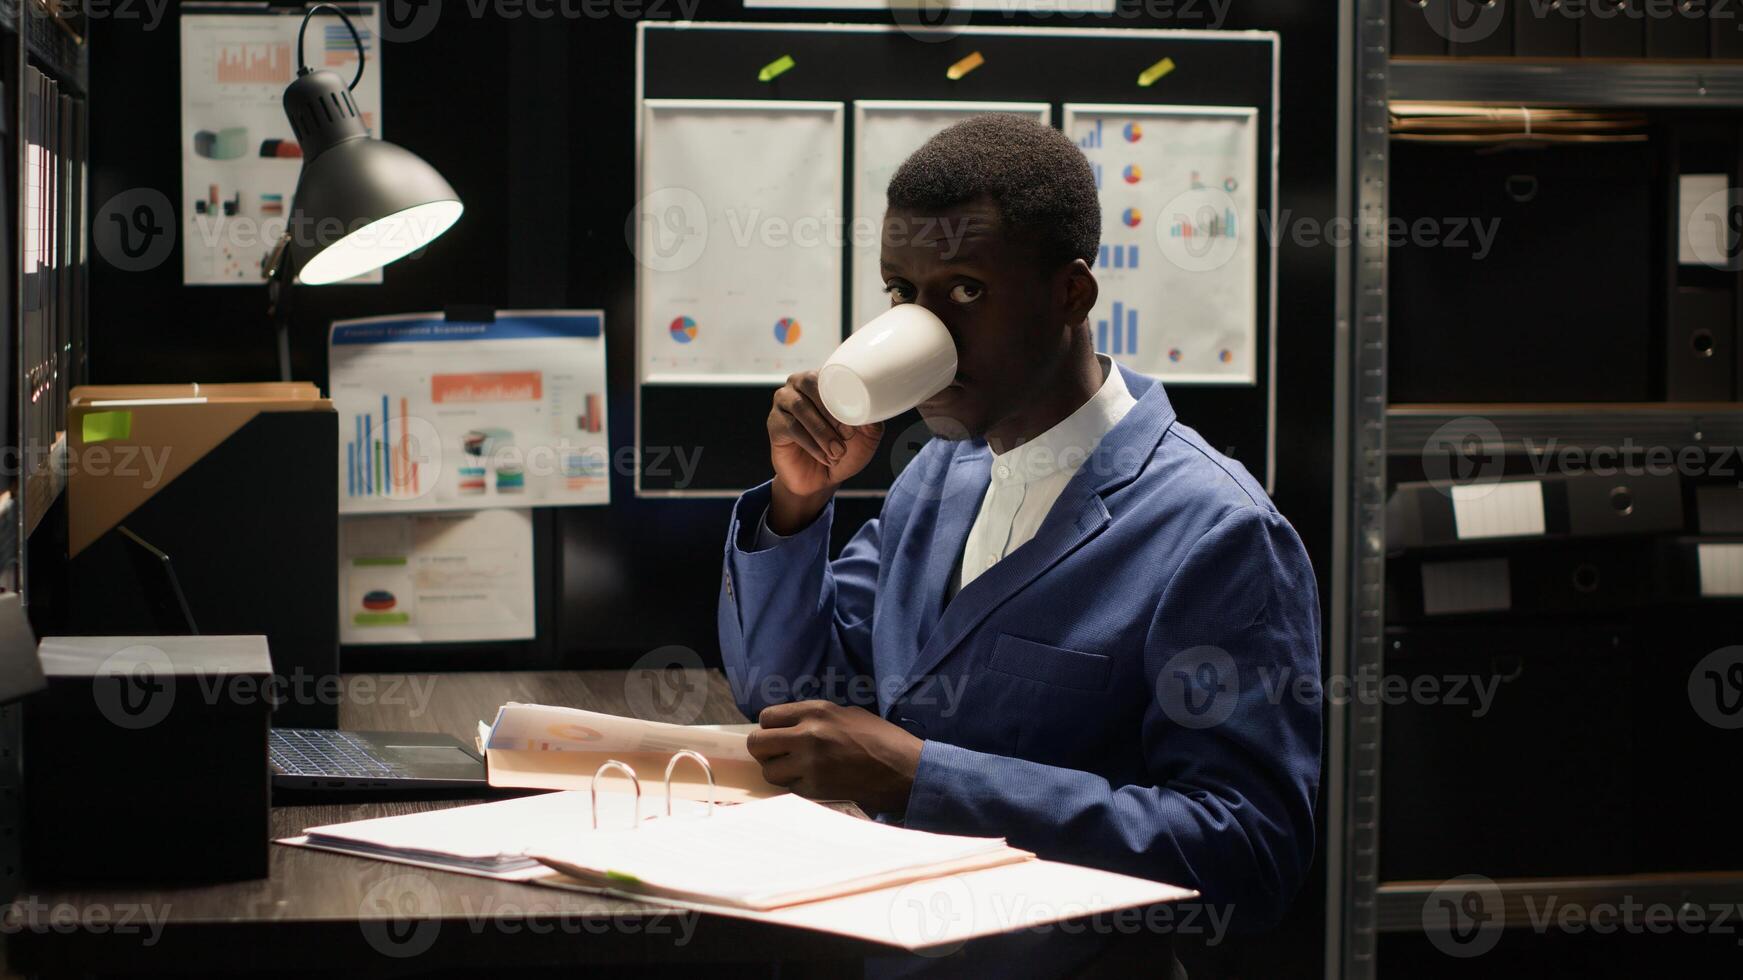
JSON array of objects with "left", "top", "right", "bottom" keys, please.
[
  {"left": 1515, "top": 0, "right": 1581, "bottom": 55},
  {"left": 1379, "top": 624, "right": 1634, "bottom": 880},
  {"left": 1628, "top": 613, "right": 1743, "bottom": 872},
  {"left": 1665, "top": 287, "right": 1736, "bottom": 401},
  {"left": 1388, "top": 471, "right": 1684, "bottom": 549},
  {"left": 25, "top": 636, "right": 272, "bottom": 882},
  {"left": 1389, "top": 140, "right": 1653, "bottom": 403},
  {"left": 1387, "top": 539, "right": 1656, "bottom": 621}
]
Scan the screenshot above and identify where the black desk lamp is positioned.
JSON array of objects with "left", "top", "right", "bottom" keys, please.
[{"left": 262, "top": 3, "right": 463, "bottom": 380}]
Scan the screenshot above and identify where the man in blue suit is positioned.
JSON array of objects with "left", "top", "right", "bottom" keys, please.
[{"left": 718, "top": 115, "right": 1320, "bottom": 975}]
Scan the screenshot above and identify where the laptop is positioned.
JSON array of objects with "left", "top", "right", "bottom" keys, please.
[
  {"left": 269, "top": 727, "right": 486, "bottom": 790},
  {"left": 120, "top": 525, "right": 489, "bottom": 793}
]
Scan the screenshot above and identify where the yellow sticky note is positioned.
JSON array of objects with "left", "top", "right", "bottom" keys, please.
[
  {"left": 947, "top": 51, "right": 985, "bottom": 80},
  {"left": 1138, "top": 57, "right": 1176, "bottom": 87},
  {"left": 82, "top": 411, "right": 133, "bottom": 444},
  {"left": 758, "top": 54, "right": 795, "bottom": 82}
]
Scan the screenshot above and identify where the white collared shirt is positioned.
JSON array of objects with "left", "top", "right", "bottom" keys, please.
[
  {"left": 754, "top": 355, "right": 1137, "bottom": 595},
  {"left": 954, "top": 354, "right": 1136, "bottom": 595}
]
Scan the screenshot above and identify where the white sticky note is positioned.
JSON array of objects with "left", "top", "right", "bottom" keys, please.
[
  {"left": 1421, "top": 559, "right": 1511, "bottom": 615},
  {"left": 1679, "top": 174, "right": 1734, "bottom": 268},
  {"left": 1697, "top": 543, "right": 1743, "bottom": 597},
  {"left": 1451, "top": 481, "right": 1546, "bottom": 540}
]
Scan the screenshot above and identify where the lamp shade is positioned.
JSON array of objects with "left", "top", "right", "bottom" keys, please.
[{"left": 281, "top": 68, "right": 461, "bottom": 285}]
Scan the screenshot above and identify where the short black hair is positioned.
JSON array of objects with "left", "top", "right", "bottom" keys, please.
[{"left": 885, "top": 114, "right": 1101, "bottom": 268}]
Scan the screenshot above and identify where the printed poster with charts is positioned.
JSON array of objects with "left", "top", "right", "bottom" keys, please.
[
  {"left": 339, "top": 510, "right": 536, "bottom": 645},
  {"left": 638, "top": 100, "right": 843, "bottom": 383},
  {"left": 180, "top": 3, "right": 384, "bottom": 285},
  {"left": 1064, "top": 104, "right": 1259, "bottom": 384},
  {"left": 329, "top": 311, "right": 610, "bottom": 514},
  {"left": 850, "top": 101, "right": 1050, "bottom": 330}
]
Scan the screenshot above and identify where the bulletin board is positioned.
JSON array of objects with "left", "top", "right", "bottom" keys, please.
[{"left": 635, "top": 22, "right": 1279, "bottom": 496}]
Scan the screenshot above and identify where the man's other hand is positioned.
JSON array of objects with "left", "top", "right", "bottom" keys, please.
[{"left": 747, "top": 700, "right": 922, "bottom": 815}]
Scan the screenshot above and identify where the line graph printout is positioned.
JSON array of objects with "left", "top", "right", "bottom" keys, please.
[
  {"left": 639, "top": 100, "right": 844, "bottom": 383},
  {"left": 1065, "top": 104, "right": 1259, "bottom": 384},
  {"left": 330, "top": 311, "right": 609, "bottom": 514}
]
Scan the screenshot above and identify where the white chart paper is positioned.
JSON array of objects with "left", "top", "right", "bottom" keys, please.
[
  {"left": 639, "top": 100, "right": 844, "bottom": 383},
  {"left": 180, "top": 3, "right": 384, "bottom": 285},
  {"left": 329, "top": 311, "right": 610, "bottom": 514},
  {"left": 850, "top": 101, "right": 1050, "bottom": 330},
  {"left": 339, "top": 509, "right": 535, "bottom": 645},
  {"left": 1065, "top": 104, "right": 1259, "bottom": 383}
]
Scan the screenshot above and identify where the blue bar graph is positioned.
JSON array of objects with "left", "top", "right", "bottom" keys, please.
[
  {"left": 363, "top": 414, "right": 372, "bottom": 496},
  {"left": 1078, "top": 119, "right": 1102, "bottom": 149},
  {"left": 1096, "top": 244, "right": 1139, "bottom": 270},
  {"left": 1095, "top": 303, "right": 1139, "bottom": 357}
]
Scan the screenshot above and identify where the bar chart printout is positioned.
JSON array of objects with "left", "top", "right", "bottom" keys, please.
[
  {"left": 180, "top": 5, "right": 385, "bottom": 284},
  {"left": 1066, "top": 103, "right": 1259, "bottom": 383},
  {"left": 330, "top": 311, "right": 611, "bottom": 514}
]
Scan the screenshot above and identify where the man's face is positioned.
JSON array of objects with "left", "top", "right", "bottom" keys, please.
[{"left": 879, "top": 198, "right": 1073, "bottom": 440}]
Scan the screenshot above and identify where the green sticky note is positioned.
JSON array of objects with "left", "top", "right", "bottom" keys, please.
[
  {"left": 758, "top": 54, "right": 795, "bottom": 82},
  {"left": 82, "top": 411, "right": 133, "bottom": 444}
]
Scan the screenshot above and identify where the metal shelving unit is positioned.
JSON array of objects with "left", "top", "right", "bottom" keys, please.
[
  {"left": 1391, "top": 57, "right": 1743, "bottom": 107},
  {"left": 1375, "top": 872, "right": 1743, "bottom": 932},
  {"left": 1330, "top": 22, "right": 1743, "bottom": 980},
  {"left": 0, "top": 0, "right": 82, "bottom": 914},
  {"left": 1386, "top": 402, "right": 1743, "bottom": 456}
]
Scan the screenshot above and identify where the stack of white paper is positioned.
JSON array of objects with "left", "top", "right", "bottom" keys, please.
[
  {"left": 300, "top": 790, "right": 708, "bottom": 877},
  {"left": 533, "top": 794, "right": 1022, "bottom": 911}
]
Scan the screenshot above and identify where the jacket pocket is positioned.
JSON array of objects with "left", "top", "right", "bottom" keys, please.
[{"left": 986, "top": 634, "right": 1112, "bottom": 692}]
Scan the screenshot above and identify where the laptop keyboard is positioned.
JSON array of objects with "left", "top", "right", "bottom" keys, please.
[{"left": 270, "top": 728, "right": 410, "bottom": 778}]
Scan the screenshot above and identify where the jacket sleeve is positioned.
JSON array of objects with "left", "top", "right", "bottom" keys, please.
[
  {"left": 901, "top": 506, "right": 1322, "bottom": 931},
  {"left": 718, "top": 480, "right": 882, "bottom": 718}
]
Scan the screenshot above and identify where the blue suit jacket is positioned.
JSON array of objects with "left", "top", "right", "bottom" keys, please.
[{"left": 718, "top": 368, "right": 1321, "bottom": 950}]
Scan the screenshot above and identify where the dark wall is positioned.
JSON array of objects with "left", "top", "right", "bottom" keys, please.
[{"left": 89, "top": 5, "right": 1337, "bottom": 973}]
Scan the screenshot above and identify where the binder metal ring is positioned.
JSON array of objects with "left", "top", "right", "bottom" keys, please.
[
  {"left": 663, "top": 748, "right": 716, "bottom": 817},
  {"left": 590, "top": 759, "right": 640, "bottom": 830}
]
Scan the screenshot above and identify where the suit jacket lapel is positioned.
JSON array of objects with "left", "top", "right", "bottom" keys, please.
[
  {"left": 892, "top": 476, "right": 1110, "bottom": 704},
  {"left": 886, "top": 371, "right": 1179, "bottom": 706},
  {"left": 877, "top": 442, "right": 988, "bottom": 706}
]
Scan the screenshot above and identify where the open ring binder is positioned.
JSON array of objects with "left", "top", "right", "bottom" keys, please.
[
  {"left": 590, "top": 750, "right": 718, "bottom": 829},
  {"left": 590, "top": 760, "right": 640, "bottom": 829},
  {"left": 664, "top": 748, "right": 715, "bottom": 817}
]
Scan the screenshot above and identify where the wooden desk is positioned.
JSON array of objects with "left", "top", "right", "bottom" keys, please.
[{"left": 6, "top": 670, "right": 867, "bottom": 976}]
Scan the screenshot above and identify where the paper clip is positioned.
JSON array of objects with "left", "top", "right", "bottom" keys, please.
[
  {"left": 665, "top": 748, "right": 716, "bottom": 817},
  {"left": 590, "top": 759, "right": 640, "bottom": 830}
]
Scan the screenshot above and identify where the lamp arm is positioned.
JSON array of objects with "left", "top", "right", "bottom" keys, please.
[
  {"left": 296, "top": 3, "right": 366, "bottom": 91},
  {"left": 265, "top": 235, "right": 296, "bottom": 382}
]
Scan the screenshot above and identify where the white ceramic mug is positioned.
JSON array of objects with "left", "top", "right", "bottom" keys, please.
[{"left": 816, "top": 304, "right": 958, "bottom": 426}]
